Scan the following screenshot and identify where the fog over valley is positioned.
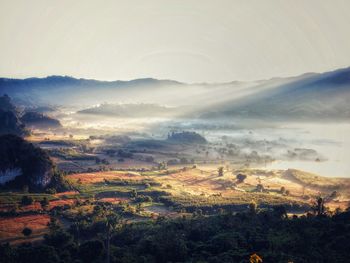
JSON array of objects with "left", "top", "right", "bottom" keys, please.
[{"left": 1, "top": 2, "right": 350, "bottom": 261}]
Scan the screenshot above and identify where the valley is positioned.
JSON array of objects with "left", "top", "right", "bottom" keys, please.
[{"left": 1, "top": 68, "right": 350, "bottom": 262}]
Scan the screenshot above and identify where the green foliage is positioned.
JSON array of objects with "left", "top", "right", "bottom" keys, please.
[
  {"left": 48, "top": 148, "right": 95, "bottom": 161},
  {"left": 22, "top": 227, "right": 32, "bottom": 237},
  {"left": 47, "top": 169, "right": 71, "bottom": 192},
  {"left": 160, "top": 192, "right": 308, "bottom": 214},
  {"left": 40, "top": 197, "right": 50, "bottom": 210},
  {"left": 16, "top": 245, "right": 59, "bottom": 263},
  {"left": 20, "top": 195, "right": 33, "bottom": 206},
  {"left": 0, "top": 134, "right": 53, "bottom": 191},
  {"left": 135, "top": 195, "right": 153, "bottom": 203},
  {"left": 130, "top": 189, "right": 138, "bottom": 198},
  {"left": 236, "top": 173, "right": 247, "bottom": 183},
  {"left": 44, "top": 230, "right": 73, "bottom": 248},
  {"left": 79, "top": 240, "right": 104, "bottom": 262},
  {"left": 1, "top": 210, "right": 350, "bottom": 262}
]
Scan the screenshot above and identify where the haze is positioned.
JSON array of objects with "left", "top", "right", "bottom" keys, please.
[{"left": 1, "top": 0, "right": 350, "bottom": 83}]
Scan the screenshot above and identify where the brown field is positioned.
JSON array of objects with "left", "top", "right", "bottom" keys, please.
[
  {"left": 0, "top": 214, "right": 50, "bottom": 244},
  {"left": 97, "top": 197, "right": 129, "bottom": 204},
  {"left": 1, "top": 166, "right": 348, "bottom": 245},
  {"left": 67, "top": 167, "right": 350, "bottom": 212},
  {"left": 68, "top": 170, "right": 146, "bottom": 183}
]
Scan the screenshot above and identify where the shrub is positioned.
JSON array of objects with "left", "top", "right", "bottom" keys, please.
[
  {"left": 21, "top": 195, "right": 34, "bottom": 206},
  {"left": 40, "top": 197, "right": 50, "bottom": 210},
  {"left": 22, "top": 227, "right": 32, "bottom": 237},
  {"left": 79, "top": 240, "right": 104, "bottom": 262},
  {"left": 236, "top": 173, "right": 247, "bottom": 183}
]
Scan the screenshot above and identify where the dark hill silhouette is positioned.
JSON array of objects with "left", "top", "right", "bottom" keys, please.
[
  {"left": 201, "top": 67, "right": 350, "bottom": 120},
  {"left": 0, "top": 95, "right": 28, "bottom": 136},
  {"left": 21, "top": 111, "right": 62, "bottom": 128},
  {"left": 0, "top": 134, "right": 54, "bottom": 190}
]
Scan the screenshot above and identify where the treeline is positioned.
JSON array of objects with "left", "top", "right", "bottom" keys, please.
[{"left": 1, "top": 207, "right": 349, "bottom": 262}]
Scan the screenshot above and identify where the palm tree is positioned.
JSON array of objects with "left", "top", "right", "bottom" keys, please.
[
  {"left": 312, "top": 196, "right": 326, "bottom": 216},
  {"left": 105, "top": 213, "right": 121, "bottom": 263}
]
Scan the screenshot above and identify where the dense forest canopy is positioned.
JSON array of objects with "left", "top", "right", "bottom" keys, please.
[{"left": 1, "top": 207, "right": 349, "bottom": 263}]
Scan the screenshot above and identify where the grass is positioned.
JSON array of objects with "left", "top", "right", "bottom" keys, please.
[
  {"left": 283, "top": 169, "right": 350, "bottom": 190},
  {"left": 0, "top": 192, "right": 56, "bottom": 205},
  {"left": 165, "top": 192, "right": 305, "bottom": 207}
]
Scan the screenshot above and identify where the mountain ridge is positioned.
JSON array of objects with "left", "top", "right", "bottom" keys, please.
[{"left": 1, "top": 66, "right": 350, "bottom": 121}]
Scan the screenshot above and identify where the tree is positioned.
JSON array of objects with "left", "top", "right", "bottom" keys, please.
[
  {"left": 280, "top": 186, "right": 286, "bottom": 194},
  {"left": 236, "top": 173, "right": 247, "bottom": 183},
  {"left": 256, "top": 184, "right": 264, "bottom": 192},
  {"left": 249, "top": 201, "right": 257, "bottom": 214},
  {"left": 47, "top": 217, "right": 60, "bottom": 233},
  {"left": 130, "top": 189, "right": 138, "bottom": 198},
  {"left": 312, "top": 196, "right": 326, "bottom": 216},
  {"left": 105, "top": 213, "right": 121, "bottom": 263},
  {"left": 21, "top": 195, "right": 33, "bottom": 206},
  {"left": 93, "top": 205, "right": 104, "bottom": 218},
  {"left": 193, "top": 209, "right": 203, "bottom": 218},
  {"left": 44, "top": 230, "right": 73, "bottom": 248},
  {"left": 329, "top": 190, "right": 340, "bottom": 199},
  {"left": 136, "top": 203, "right": 142, "bottom": 213},
  {"left": 79, "top": 240, "right": 104, "bottom": 262},
  {"left": 16, "top": 245, "right": 59, "bottom": 263},
  {"left": 22, "top": 227, "right": 32, "bottom": 237},
  {"left": 273, "top": 205, "right": 287, "bottom": 219},
  {"left": 40, "top": 197, "right": 50, "bottom": 210},
  {"left": 158, "top": 162, "right": 167, "bottom": 170},
  {"left": 70, "top": 221, "right": 87, "bottom": 245},
  {"left": 218, "top": 167, "right": 224, "bottom": 176}
]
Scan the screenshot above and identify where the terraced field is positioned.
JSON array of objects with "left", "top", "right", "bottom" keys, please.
[{"left": 1, "top": 166, "right": 349, "bottom": 245}]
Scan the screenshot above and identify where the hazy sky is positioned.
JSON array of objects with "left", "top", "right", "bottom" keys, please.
[{"left": 1, "top": 0, "right": 350, "bottom": 83}]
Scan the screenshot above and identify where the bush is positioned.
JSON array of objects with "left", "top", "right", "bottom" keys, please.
[
  {"left": 40, "top": 197, "right": 50, "bottom": 210},
  {"left": 135, "top": 195, "right": 153, "bottom": 203},
  {"left": 21, "top": 195, "right": 34, "bottom": 206},
  {"left": 236, "top": 173, "right": 247, "bottom": 183},
  {"left": 44, "top": 230, "right": 73, "bottom": 248},
  {"left": 79, "top": 240, "right": 104, "bottom": 262},
  {"left": 47, "top": 169, "right": 71, "bottom": 192},
  {"left": 0, "top": 134, "right": 54, "bottom": 191},
  {"left": 22, "top": 227, "right": 32, "bottom": 237}
]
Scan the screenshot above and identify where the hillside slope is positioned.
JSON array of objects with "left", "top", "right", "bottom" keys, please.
[
  {"left": 1, "top": 67, "right": 350, "bottom": 120},
  {"left": 202, "top": 67, "right": 350, "bottom": 120}
]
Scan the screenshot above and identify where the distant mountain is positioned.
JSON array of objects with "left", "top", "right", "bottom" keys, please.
[
  {"left": 1, "top": 67, "right": 350, "bottom": 121},
  {"left": 0, "top": 76, "right": 182, "bottom": 106},
  {"left": 21, "top": 111, "right": 62, "bottom": 128},
  {"left": 200, "top": 67, "right": 350, "bottom": 121}
]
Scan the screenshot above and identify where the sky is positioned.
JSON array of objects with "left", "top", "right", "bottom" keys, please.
[{"left": 1, "top": 0, "right": 350, "bottom": 83}]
